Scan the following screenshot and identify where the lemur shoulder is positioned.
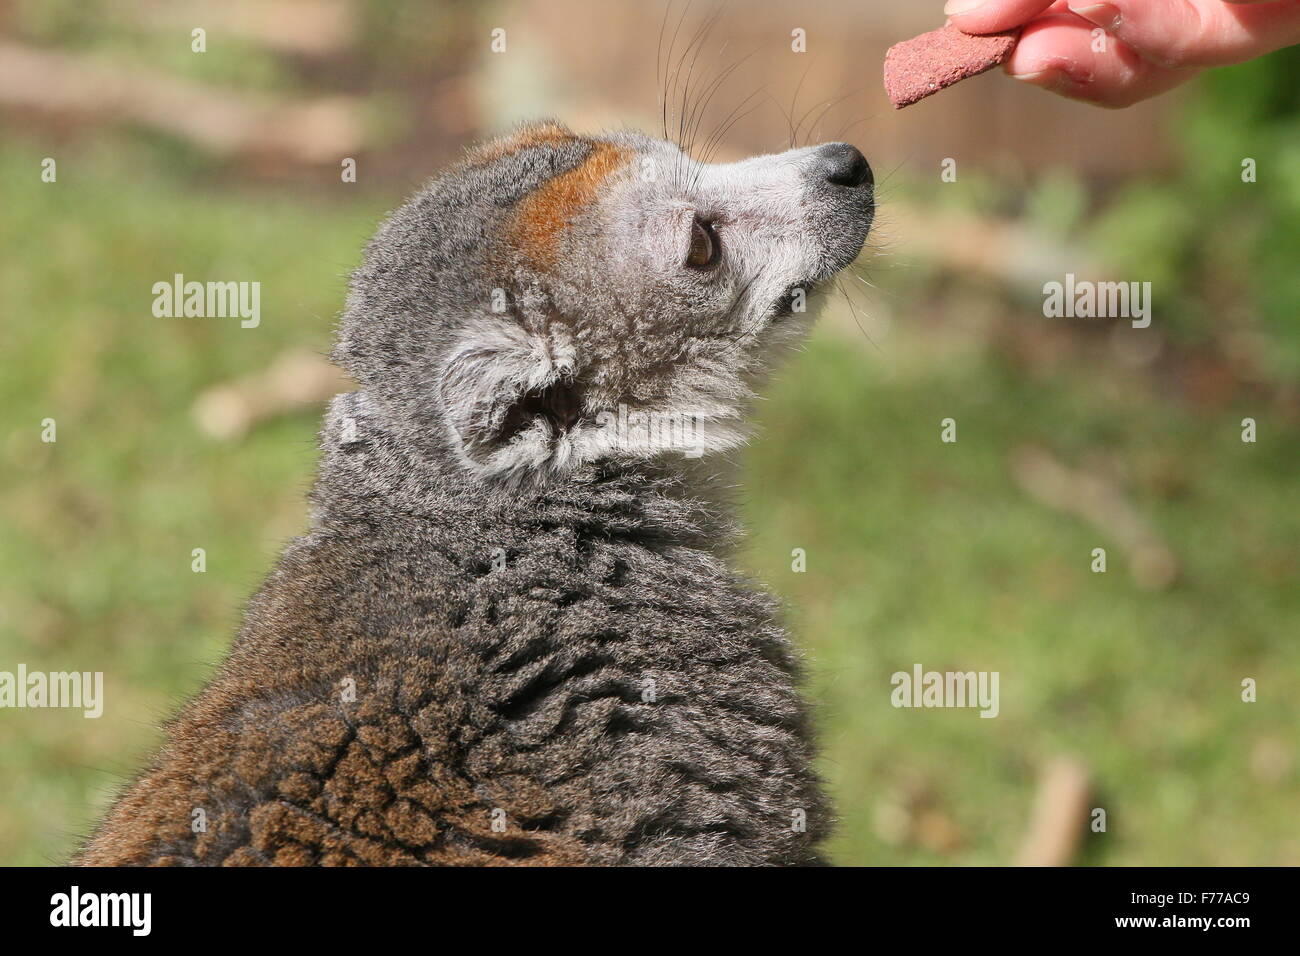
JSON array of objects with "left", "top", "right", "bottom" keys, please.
[{"left": 78, "top": 121, "right": 874, "bottom": 866}]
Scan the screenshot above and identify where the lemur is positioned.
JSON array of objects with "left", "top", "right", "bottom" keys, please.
[{"left": 78, "top": 121, "right": 874, "bottom": 866}]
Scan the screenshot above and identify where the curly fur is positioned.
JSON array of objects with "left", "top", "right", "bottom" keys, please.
[{"left": 77, "top": 122, "right": 872, "bottom": 866}]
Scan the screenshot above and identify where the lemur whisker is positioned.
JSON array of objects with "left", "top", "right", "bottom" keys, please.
[
  {"left": 873, "top": 155, "right": 912, "bottom": 193},
  {"left": 798, "top": 83, "right": 873, "bottom": 148},
  {"left": 791, "top": 94, "right": 829, "bottom": 149},
  {"left": 680, "top": 50, "right": 746, "bottom": 172},
  {"left": 787, "top": 62, "right": 814, "bottom": 150},
  {"left": 692, "top": 93, "right": 765, "bottom": 185},
  {"left": 848, "top": 266, "right": 879, "bottom": 292},
  {"left": 674, "top": 8, "right": 721, "bottom": 149},
  {"left": 669, "top": 4, "right": 728, "bottom": 189},
  {"left": 834, "top": 275, "right": 882, "bottom": 352},
  {"left": 761, "top": 89, "right": 797, "bottom": 155},
  {"left": 794, "top": 86, "right": 861, "bottom": 148},
  {"left": 830, "top": 114, "right": 875, "bottom": 144},
  {"left": 655, "top": 3, "right": 671, "bottom": 141},
  {"left": 657, "top": 2, "right": 683, "bottom": 144},
  {"left": 726, "top": 273, "right": 764, "bottom": 335},
  {"left": 690, "top": 86, "right": 764, "bottom": 187},
  {"left": 681, "top": 40, "right": 728, "bottom": 149},
  {"left": 659, "top": 0, "right": 696, "bottom": 185},
  {"left": 695, "top": 272, "right": 767, "bottom": 369},
  {"left": 849, "top": 259, "right": 906, "bottom": 305},
  {"left": 683, "top": 50, "right": 752, "bottom": 165}
]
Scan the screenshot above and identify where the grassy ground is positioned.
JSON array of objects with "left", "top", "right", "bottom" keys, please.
[{"left": 2, "top": 142, "right": 1296, "bottom": 865}]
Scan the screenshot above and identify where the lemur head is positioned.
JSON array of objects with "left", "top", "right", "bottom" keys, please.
[{"left": 334, "top": 121, "right": 873, "bottom": 486}]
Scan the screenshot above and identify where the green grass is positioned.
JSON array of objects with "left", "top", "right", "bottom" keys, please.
[
  {"left": 0, "top": 144, "right": 378, "bottom": 863},
  {"left": 744, "top": 329, "right": 1299, "bottom": 865},
  {"left": 2, "top": 143, "right": 1296, "bottom": 865}
]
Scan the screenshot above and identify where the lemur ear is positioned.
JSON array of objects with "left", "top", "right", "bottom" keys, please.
[{"left": 438, "top": 319, "right": 582, "bottom": 477}]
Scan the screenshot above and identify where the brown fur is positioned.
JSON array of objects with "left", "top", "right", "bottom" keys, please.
[
  {"left": 75, "top": 121, "right": 870, "bottom": 868},
  {"left": 76, "top": 554, "right": 594, "bottom": 867}
]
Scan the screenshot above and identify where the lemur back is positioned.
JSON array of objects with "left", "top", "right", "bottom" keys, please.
[{"left": 78, "top": 122, "right": 874, "bottom": 866}]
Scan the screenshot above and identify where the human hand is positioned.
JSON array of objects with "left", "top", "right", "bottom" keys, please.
[{"left": 943, "top": 0, "right": 1300, "bottom": 106}]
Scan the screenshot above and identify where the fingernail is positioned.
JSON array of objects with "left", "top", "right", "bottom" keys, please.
[
  {"left": 1008, "top": 68, "right": 1073, "bottom": 93},
  {"left": 1069, "top": 3, "right": 1123, "bottom": 31},
  {"left": 943, "top": 0, "right": 988, "bottom": 16}
]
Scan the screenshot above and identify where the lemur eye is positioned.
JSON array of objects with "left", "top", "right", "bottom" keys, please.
[{"left": 685, "top": 218, "right": 721, "bottom": 271}]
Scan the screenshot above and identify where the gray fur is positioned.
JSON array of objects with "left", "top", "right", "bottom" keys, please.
[{"left": 77, "top": 123, "right": 873, "bottom": 866}]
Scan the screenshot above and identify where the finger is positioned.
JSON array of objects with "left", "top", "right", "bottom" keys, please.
[
  {"left": 943, "top": 0, "right": 1059, "bottom": 33},
  {"left": 1006, "top": 14, "right": 1199, "bottom": 107},
  {"left": 1066, "top": 0, "right": 1300, "bottom": 69}
]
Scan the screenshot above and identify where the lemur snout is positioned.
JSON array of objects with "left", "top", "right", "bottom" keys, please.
[{"left": 812, "top": 142, "right": 873, "bottom": 189}]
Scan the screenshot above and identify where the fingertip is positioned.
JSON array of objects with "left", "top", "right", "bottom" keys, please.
[
  {"left": 1002, "top": 17, "right": 1095, "bottom": 82},
  {"left": 945, "top": 0, "right": 1059, "bottom": 35}
]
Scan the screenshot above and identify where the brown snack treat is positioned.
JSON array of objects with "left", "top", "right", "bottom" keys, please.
[{"left": 884, "top": 24, "right": 1019, "bottom": 109}]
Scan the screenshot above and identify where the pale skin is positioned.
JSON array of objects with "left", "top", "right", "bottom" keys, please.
[{"left": 944, "top": 0, "right": 1300, "bottom": 106}]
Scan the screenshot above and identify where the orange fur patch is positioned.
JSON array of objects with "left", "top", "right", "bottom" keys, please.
[
  {"left": 508, "top": 141, "right": 630, "bottom": 269},
  {"left": 466, "top": 121, "right": 574, "bottom": 166}
]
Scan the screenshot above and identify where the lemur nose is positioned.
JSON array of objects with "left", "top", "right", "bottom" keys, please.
[{"left": 813, "top": 143, "right": 872, "bottom": 189}]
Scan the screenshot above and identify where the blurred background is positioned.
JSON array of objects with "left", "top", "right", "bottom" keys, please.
[{"left": 1, "top": 0, "right": 1297, "bottom": 866}]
